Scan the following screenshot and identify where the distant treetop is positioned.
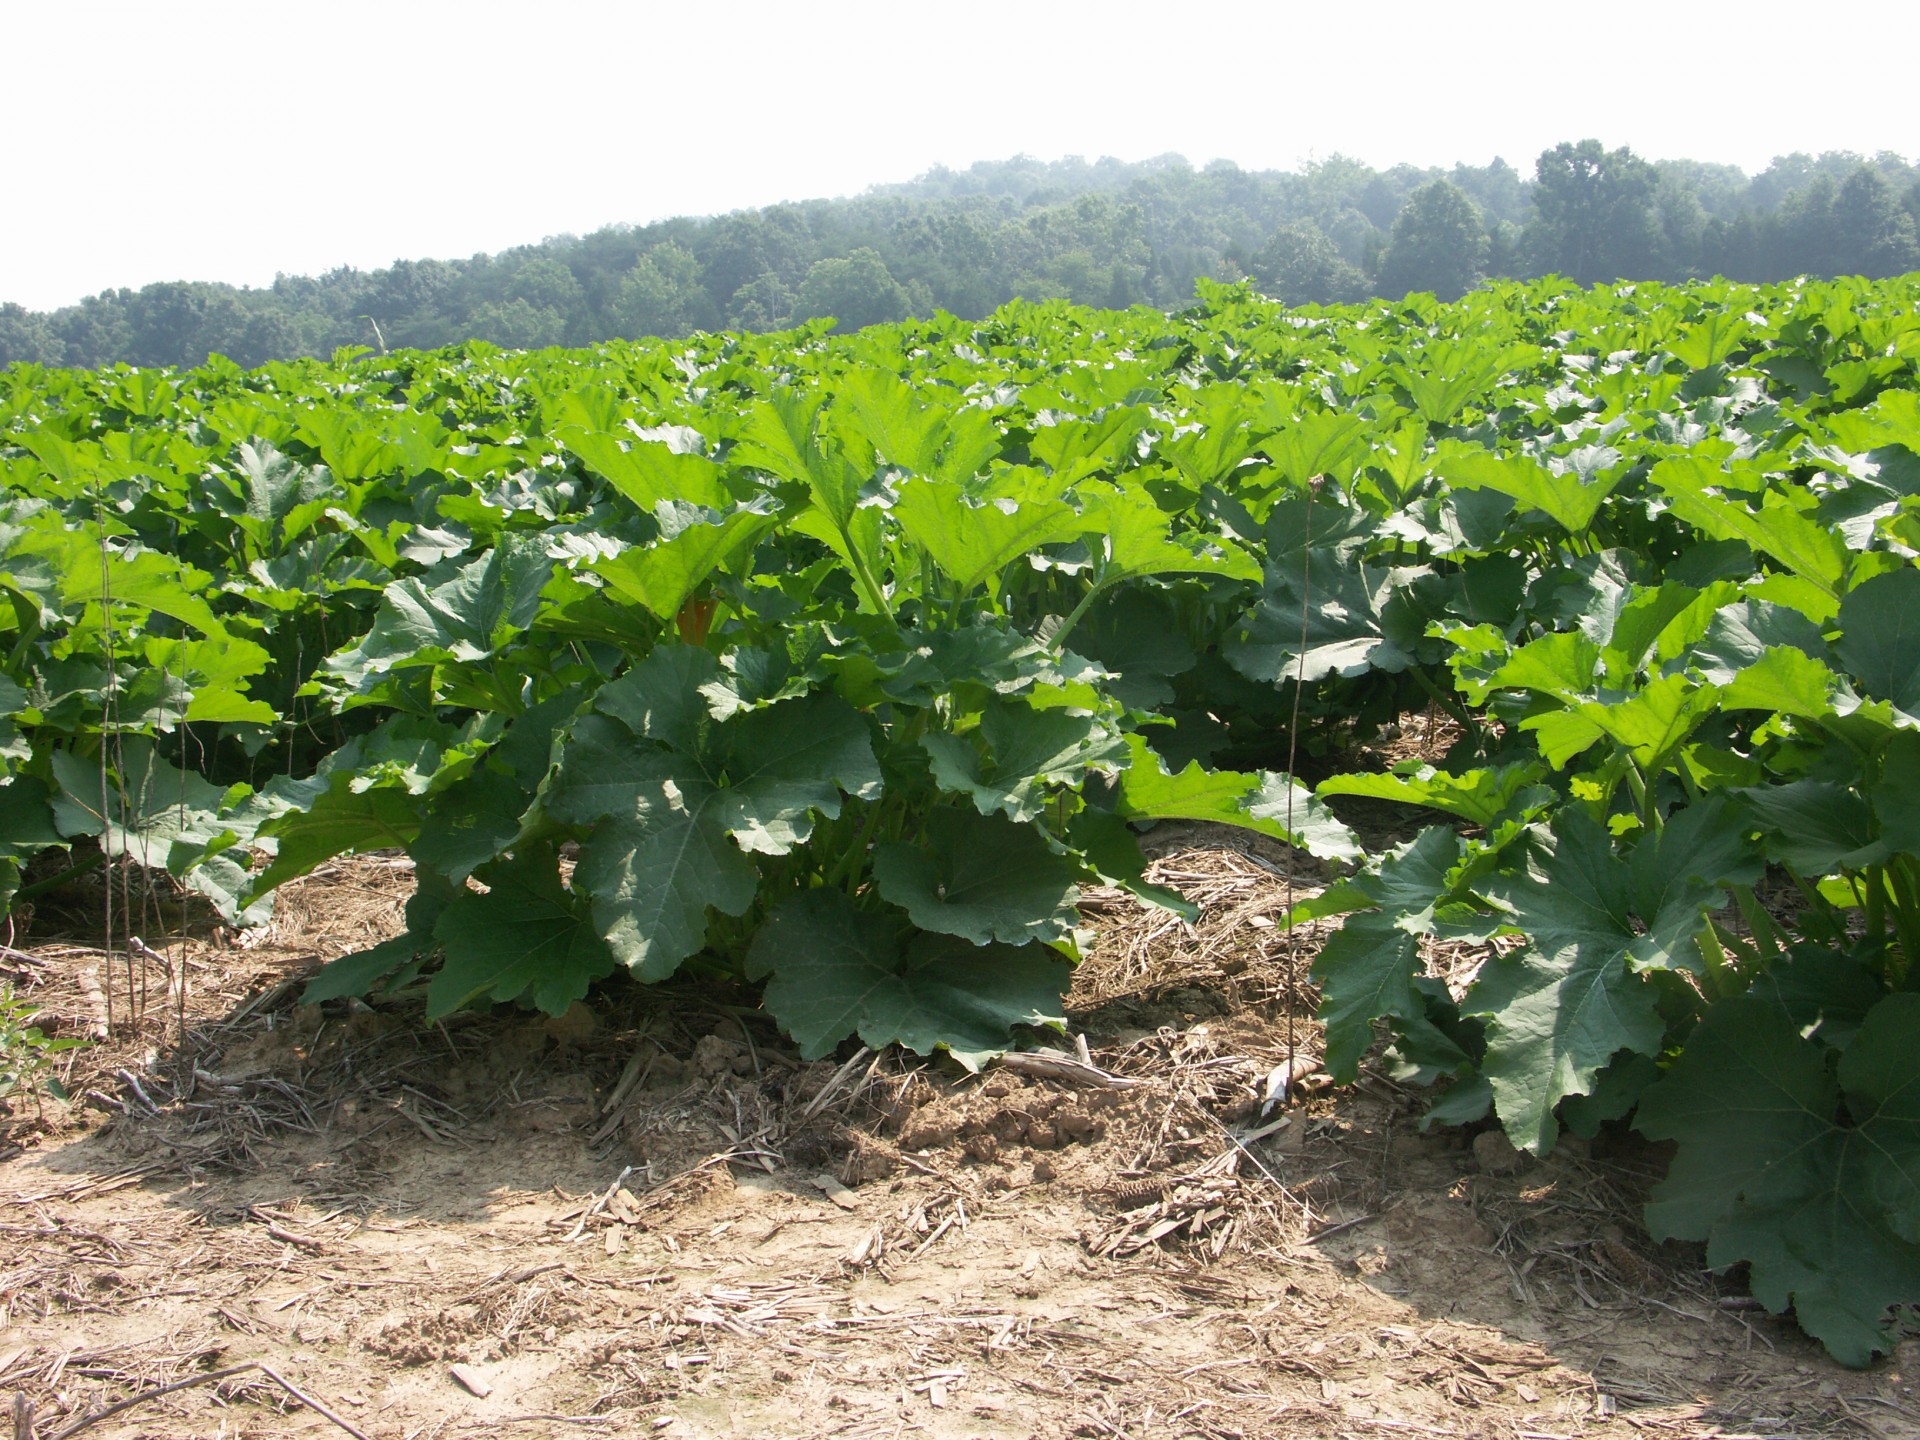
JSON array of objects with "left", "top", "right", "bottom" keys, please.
[{"left": 4, "top": 144, "right": 1916, "bottom": 369}]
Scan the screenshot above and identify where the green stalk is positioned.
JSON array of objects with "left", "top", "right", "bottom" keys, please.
[
  {"left": 840, "top": 527, "right": 893, "bottom": 623},
  {"left": 1621, "top": 753, "right": 1657, "bottom": 833},
  {"left": 12, "top": 848, "right": 108, "bottom": 905},
  {"left": 1733, "top": 883, "right": 1786, "bottom": 965},
  {"left": 1699, "top": 917, "right": 1754, "bottom": 997},
  {"left": 1048, "top": 579, "right": 1110, "bottom": 654},
  {"left": 1863, "top": 861, "right": 1889, "bottom": 949},
  {"left": 824, "top": 798, "right": 890, "bottom": 895},
  {"left": 4, "top": 590, "right": 41, "bottom": 673},
  {"left": 1883, "top": 854, "right": 1920, "bottom": 986},
  {"left": 1406, "top": 665, "right": 1479, "bottom": 739},
  {"left": 1673, "top": 759, "right": 1702, "bottom": 807}
]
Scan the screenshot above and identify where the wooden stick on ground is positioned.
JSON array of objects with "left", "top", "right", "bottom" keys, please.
[
  {"left": 996, "top": 1047, "right": 1143, "bottom": 1089},
  {"left": 43, "top": 1361, "right": 372, "bottom": 1440}
]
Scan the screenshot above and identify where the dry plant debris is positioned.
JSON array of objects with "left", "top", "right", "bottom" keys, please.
[{"left": 0, "top": 850, "right": 1913, "bottom": 1439}]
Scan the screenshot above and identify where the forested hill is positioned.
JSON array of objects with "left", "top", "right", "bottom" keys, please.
[{"left": 4, "top": 141, "right": 1918, "bottom": 370}]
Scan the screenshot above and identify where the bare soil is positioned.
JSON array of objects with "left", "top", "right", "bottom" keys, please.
[{"left": 2, "top": 836, "right": 1914, "bottom": 1440}]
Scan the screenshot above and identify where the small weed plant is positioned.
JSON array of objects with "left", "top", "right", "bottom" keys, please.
[{"left": 0, "top": 982, "right": 82, "bottom": 1109}]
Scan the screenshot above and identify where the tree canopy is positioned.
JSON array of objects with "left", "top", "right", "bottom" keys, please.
[
  {"left": 1377, "top": 180, "right": 1488, "bottom": 300},
  {"left": 4, "top": 143, "right": 1917, "bottom": 369}
]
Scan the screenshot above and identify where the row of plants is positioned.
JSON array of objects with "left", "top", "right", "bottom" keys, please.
[{"left": 2, "top": 274, "right": 1917, "bottom": 1362}]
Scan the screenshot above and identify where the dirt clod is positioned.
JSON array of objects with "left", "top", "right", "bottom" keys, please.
[{"left": 1472, "top": 1126, "right": 1531, "bottom": 1175}]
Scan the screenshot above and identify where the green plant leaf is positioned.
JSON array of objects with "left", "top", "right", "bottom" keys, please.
[
  {"left": 1227, "top": 501, "right": 1415, "bottom": 684},
  {"left": 922, "top": 698, "right": 1128, "bottom": 823},
  {"left": 558, "top": 421, "right": 728, "bottom": 511},
  {"left": 1628, "top": 801, "right": 1766, "bottom": 978},
  {"left": 428, "top": 850, "right": 616, "bottom": 1017},
  {"left": 1600, "top": 582, "right": 1731, "bottom": 682},
  {"left": 11, "top": 519, "right": 226, "bottom": 636},
  {"left": 1693, "top": 598, "right": 1830, "bottom": 685},
  {"left": 1745, "top": 944, "right": 1888, "bottom": 1051},
  {"left": 547, "top": 658, "right": 878, "bottom": 979},
  {"left": 1653, "top": 459, "right": 1849, "bottom": 598},
  {"left": 1636, "top": 993, "right": 1920, "bottom": 1368},
  {"left": 728, "top": 389, "right": 830, "bottom": 487},
  {"left": 554, "top": 735, "right": 757, "bottom": 979},
  {"left": 872, "top": 808, "right": 1081, "bottom": 946},
  {"left": 210, "top": 440, "right": 336, "bottom": 548},
  {"left": 1492, "top": 631, "right": 1602, "bottom": 700},
  {"left": 1560, "top": 1051, "right": 1661, "bottom": 1138},
  {"left": 1311, "top": 827, "right": 1465, "bottom": 1081},
  {"left": 1026, "top": 404, "right": 1151, "bottom": 476},
  {"left": 1573, "top": 674, "right": 1723, "bottom": 771},
  {"left": 716, "top": 695, "right": 883, "bottom": 853},
  {"left": 48, "top": 740, "right": 270, "bottom": 924},
  {"left": 891, "top": 467, "right": 1083, "bottom": 593},
  {"left": 1519, "top": 710, "right": 1610, "bottom": 769},
  {"left": 1158, "top": 387, "right": 1264, "bottom": 489},
  {"left": 1078, "top": 482, "right": 1262, "bottom": 584},
  {"left": 1437, "top": 442, "right": 1619, "bottom": 534},
  {"left": 1393, "top": 340, "right": 1528, "bottom": 424},
  {"left": 248, "top": 773, "right": 421, "bottom": 899},
  {"left": 1873, "top": 730, "right": 1920, "bottom": 856},
  {"left": 48, "top": 742, "right": 226, "bottom": 857},
  {"left": 0, "top": 777, "right": 63, "bottom": 860},
  {"left": 1065, "top": 588, "right": 1199, "bottom": 709},
  {"left": 303, "top": 875, "right": 456, "bottom": 1004},
  {"left": 1739, "top": 781, "right": 1888, "bottom": 874},
  {"left": 1471, "top": 806, "right": 1756, "bottom": 1154},
  {"left": 1261, "top": 409, "right": 1373, "bottom": 491},
  {"left": 326, "top": 533, "right": 555, "bottom": 692},
  {"left": 1067, "top": 806, "right": 1197, "bottom": 920},
  {"left": 831, "top": 365, "right": 999, "bottom": 482},
  {"left": 410, "top": 765, "right": 533, "bottom": 883},
  {"left": 1668, "top": 312, "right": 1751, "bottom": 370},
  {"left": 1834, "top": 568, "right": 1920, "bottom": 723},
  {"left": 589, "top": 501, "right": 775, "bottom": 622},
  {"left": 1718, "top": 645, "right": 1840, "bottom": 719},
  {"left": 1113, "top": 735, "right": 1360, "bottom": 862},
  {"left": 593, "top": 643, "right": 719, "bottom": 754},
  {"left": 1316, "top": 763, "right": 1547, "bottom": 829},
  {"left": 298, "top": 405, "right": 450, "bottom": 482},
  {"left": 749, "top": 889, "right": 1070, "bottom": 1066},
  {"left": 302, "top": 933, "right": 420, "bottom": 1004}
]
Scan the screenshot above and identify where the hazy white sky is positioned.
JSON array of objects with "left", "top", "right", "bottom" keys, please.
[{"left": 4, "top": 1, "right": 1915, "bottom": 311}]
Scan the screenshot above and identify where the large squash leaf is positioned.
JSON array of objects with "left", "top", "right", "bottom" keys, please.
[
  {"left": 1637, "top": 993, "right": 1920, "bottom": 1368},
  {"left": 749, "top": 889, "right": 1070, "bottom": 1067},
  {"left": 1469, "top": 803, "right": 1760, "bottom": 1154}
]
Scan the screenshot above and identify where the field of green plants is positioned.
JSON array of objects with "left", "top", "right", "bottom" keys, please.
[{"left": 3, "top": 275, "right": 1918, "bottom": 1366}]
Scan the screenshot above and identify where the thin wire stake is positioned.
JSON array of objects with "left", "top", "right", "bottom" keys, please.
[
  {"left": 93, "top": 489, "right": 117, "bottom": 1036},
  {"left": 172, "top": 660, "right": 190, "bottom": 1043},
  {"left": 1282, "top": 478, "right": 1319, "bottom": 1104},
  {"left": 119, "top": 724, "right": 144, "bottom": 1026}
]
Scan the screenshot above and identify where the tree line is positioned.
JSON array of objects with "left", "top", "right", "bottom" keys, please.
[{"left": 3, "top": 140, "right": 1917, "bottom": 370}]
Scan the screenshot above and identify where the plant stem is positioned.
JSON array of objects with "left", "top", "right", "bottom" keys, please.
[
  {"left": 843, "top": 531, "right": 893, "bottom": 623},
  {"left": 1699, "top": 917, "right": 1750, "bottom": 996},
  {"left": 1864, "top": 861, "right": 1889, "bottom": 949},
  {"left": 1048, "top": 579, "right": 1108, "bottom": 653},
  {"left": 1883, "top": 854, "right": 1920, "bottom": 986},
  {"left": 1622, "top": 754, "right": 1659, "bottom": 834},
  {"left": 1734, "top": 883, "right": 1787, "bottom": 963},
  {"left": 1406, "top": 665, "right": 1479, "bottom": 743},
  {"left": 4, "top": 592, "right": 41, "bottom": 672},
  {"left": 12, "top": 848, "right": 109, "bottom": 905},
  {"left": 824, "top": 798, "right": 890, "bottom": 894}
]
